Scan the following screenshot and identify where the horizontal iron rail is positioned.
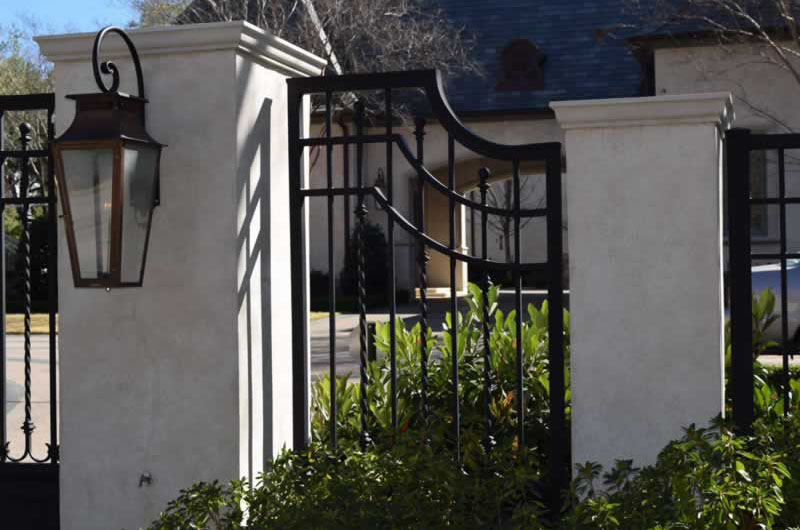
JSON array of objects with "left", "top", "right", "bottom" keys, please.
[
  {"left": 304, "top": 183, "right": 550, "bottom": 270},
  {"left": 746, "top": 133, "right": 800, "bottom": 150},
  {"left": 0, "top": 94, "right": 54, "bottom": 111},
  {"left": 300, "top": 133, "right": 550, "bottom": 218},
  {"left": 301, "top": 185, "right": 547, "bottom": 218},
  {"left": 752, "top": 252, "right": 800, "bottom": 260},
  {"left": 299, "top": 134, "right": 394, "bottom": 147},
  {"left": 0, "top": 150, "right": 50, "bottom": 158},
  {"left": 287, "top": 69, "right": 562, "bottom": 161},
  {"left": 0, "top": 197, "right": 54, "bottom": 206},
  {"left": 750, "top": 197, "right": 800, "bottom": 205}
]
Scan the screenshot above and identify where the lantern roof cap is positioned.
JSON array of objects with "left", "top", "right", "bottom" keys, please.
[{"left": 55, "top": 91, "right": 164, "bottom": 147}]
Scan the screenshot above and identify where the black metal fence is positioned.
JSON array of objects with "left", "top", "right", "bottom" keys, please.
[
  {"left": 287, "top": 70, "right": 566, "bottom": 498},
  {"left": 0, "top": 94, "right": 60, "bottom": 529},
  {"left": 728, "top": 128, "right": 800, "bottom": 431}
]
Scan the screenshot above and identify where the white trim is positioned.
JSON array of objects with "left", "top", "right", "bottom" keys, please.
[
  {"left": 551, "top": 92, "right": 734, "bottom": 130},
  {"left": 35, "top": 21, "right": 326, "bottom": 78}
]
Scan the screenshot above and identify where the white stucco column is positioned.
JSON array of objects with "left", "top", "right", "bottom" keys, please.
[
  {"left": 36, "top": 22, "right": 324, "bottom": 530},
  {"left": 551, "top": 94, "right": 732, "bottom": 473}
]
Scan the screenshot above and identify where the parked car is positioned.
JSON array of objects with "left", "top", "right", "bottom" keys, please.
[{"left": 748, "top": 260, "right": 800, "bottom": 345}]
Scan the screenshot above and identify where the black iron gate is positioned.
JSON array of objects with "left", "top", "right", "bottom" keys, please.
[
  {"left": 0, "top": 94, "right": 60, "bottom": 529},
  {"left": 287, "top": 70, "right": 567, "bottom": 507},
  {"left": 727, "top": 128, "right": 800, "bottom": 433}
]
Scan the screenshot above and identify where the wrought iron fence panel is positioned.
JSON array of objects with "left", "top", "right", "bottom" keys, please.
[
  {"left": 287, "top": 70, "right": 566, "bottom": 501},
  {"left": 0, "top": 93, "right": 59, "bottom": 529},
  {"left": 728, "top": 129, "right": 800, "bottom": 432}
]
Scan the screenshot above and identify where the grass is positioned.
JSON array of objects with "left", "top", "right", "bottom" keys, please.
[
  {"left": 310, "top": 312, "right": 330, "bottom": 321},
  {"left": 6, "top": 314, "right": 56, "bottom": 334}
]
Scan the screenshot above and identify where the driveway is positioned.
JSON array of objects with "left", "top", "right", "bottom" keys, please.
[{"left": 3, "top": 335, "right": 57, "bottom": 462}]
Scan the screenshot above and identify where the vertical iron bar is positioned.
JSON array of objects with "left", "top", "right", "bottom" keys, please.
[
  {"left": 325, "top": 92, "right": 337, "bottom": 447},
  {"left": 46, "top": 107, "right": 57, "bottom": 462},
  {"left": 340, "top": 118, "right": 351, "bottom": 261},
  {"left": 288, "top": 84, "right": 310, "bottom": 449},
  {"left": 512, "top": 160, "right": 524, "bottom": 448},
  {"left": 470, "top": 191, "right": 476, "bottom": 256},
  {"left": 414, "top": 117, "right": 430, "bottom": 421},
  {"left": 546, "top": 152, "right": 566, "bottom": 513},
  {"left": 727, "top": 128, "right": 754, "bottom": 432},
  {"left": 779, "top": 148, "right": 789, "bottom": 417},
  {"left": 385, "top": 89, "right": 397, "bottom": 432},
  {"left": 0, "top": 110, "right": 5, "bottom": 459},
  {"left": 19, "top": 123, "right": 34, "bottom": 457},
  {"left": 355, "top": 102, "right": 369, "bottom": 447},
  {"left": 448, "top": 135, "right": 460, "bottom": 460},
  {"left": 479, "top": 168, "right": 492, "bottom": 450}
]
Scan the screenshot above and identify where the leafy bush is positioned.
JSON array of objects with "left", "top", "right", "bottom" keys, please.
[
  {"left": 567, "top": 415, "right": 800, "bottom": 529},
  {"left": 311, "top": 282, "right": 570, "bottom": 464},
  {"left": 151, "top": 441, "right": 548, "bottom": 530},
  {"left": 150, "top": 286, "right": 800, "bottom": 529}
]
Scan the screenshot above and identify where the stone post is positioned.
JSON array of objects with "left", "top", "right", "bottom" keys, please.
[
  {"left": 36, "top": 22, "right": 324, "bottom": 530},
  {"left": 551, "top": 93, "right": 732, "bottom": 473}
]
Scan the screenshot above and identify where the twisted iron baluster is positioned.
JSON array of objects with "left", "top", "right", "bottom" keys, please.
[
  {"left": 0, "top": 124, "right": 49, "bottom": 464},
  {"left": 20, "top": 123, "right": 35, "bottom": 458},
  {"left": 479, "top": 168, "right": 493, "bottom": 451},
  {"left": 413, "top": 117, "right": 430, "bottom": 421},
  {"left": 354, "top": 102, "right": 370, "bottom": 448}
]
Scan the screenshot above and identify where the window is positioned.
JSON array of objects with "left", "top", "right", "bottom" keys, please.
[{"left": 496, "top": 40, "right": 546, "bottom": 91}]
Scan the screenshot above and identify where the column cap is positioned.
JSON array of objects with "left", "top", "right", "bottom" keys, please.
[
  {"left": 551, "top": 92, "right": 733, "bottom": 130},
  {"left": 36, "top": 21, "right": 326, "bottom": 78}
]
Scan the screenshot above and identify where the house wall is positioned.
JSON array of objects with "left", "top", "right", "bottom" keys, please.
[
  {"left": 307, "top": 116, "right": 566, "bottom": 296},
  {"left": 655, "top": 43, "right": 800, "bottom": 258}
]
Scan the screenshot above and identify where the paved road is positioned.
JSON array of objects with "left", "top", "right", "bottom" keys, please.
[
  {"left": 3, "top": 292, "right": 797, "bottom": 462},
  {"left": 3, "top": 335, "right": 57, "bottom": 462}
]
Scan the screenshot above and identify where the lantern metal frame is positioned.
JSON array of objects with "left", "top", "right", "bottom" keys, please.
[{"left": 52, "top": 26, "right": 164, "bottom": 288}]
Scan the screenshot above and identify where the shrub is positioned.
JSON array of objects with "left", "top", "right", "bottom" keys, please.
[
  {"left": 567, "top": 416, "right": 800, "bottom": 529},
  {"left": 150, "top": 287, "right": 800, "bottom": 529},
  {"left": 151, "top": 440, "right": 548, "bottom": 530},
  {"left": 310, "top": 282, "right": 570, "bottom": 466}
]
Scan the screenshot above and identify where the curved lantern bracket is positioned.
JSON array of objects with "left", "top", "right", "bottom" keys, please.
[
  {"left": 53, "top": 26, "right": 163, "bottom": 288},
  {"left": 92, "top": 26, "right": 145, "bottom": 100}
]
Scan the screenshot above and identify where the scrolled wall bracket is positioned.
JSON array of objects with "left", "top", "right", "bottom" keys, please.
[{"left": 92, "top": 26, "right": 145, "bottom": 99}]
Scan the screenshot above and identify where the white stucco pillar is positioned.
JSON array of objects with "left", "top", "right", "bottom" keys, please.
[
  {"left": 551, "top": 94, "right": 732, "bottom": 473},
  {"left": 36, "top": 22, "right": 324, "bottom": 530}
]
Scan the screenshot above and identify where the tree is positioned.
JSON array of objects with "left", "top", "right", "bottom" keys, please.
[
  {"left": 130, "top": 0, "right": 481, "bottom": 88},
  {"left": 0, "top": 25, "right": 54, "bottom": 310},
  {"left": 482, "top": 177, "right": 545, "bottom": 265},
  {"left": 127, "top": 0, "right": 192, "bottom": 27},
  {"left": 623, "top": 0, "right": 800, "bottom": 131},
  {"left": 0, "top": 24, "right": 53, "bottom": 194}
]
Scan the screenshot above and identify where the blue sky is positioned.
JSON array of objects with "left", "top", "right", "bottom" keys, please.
[{"left": 5, "top": 0, "right": 138, "bottom": 34}]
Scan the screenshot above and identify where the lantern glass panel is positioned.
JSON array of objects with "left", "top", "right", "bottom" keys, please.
[
  {"left": 61, "top": 148, "right": 115, "bottom": 279},
  {"left": 120, "top": 143, "right": 158, "bottom": 283}
]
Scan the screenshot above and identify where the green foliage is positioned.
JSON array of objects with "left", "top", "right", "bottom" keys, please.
[
  {"left": 152, "top": 286, "right": 800, "bottom": 529},
  {"left": 127, "top": 0, "right": 191, "bottom": 27},
  {"left": 150, "top": 440, "right": 548, "bottom": 529},
  {"left": 311, "top": 282, "right": 570, "bottom": 464},
  {"left": 567, "top": 417, "right": 800, "bottom": 529}
]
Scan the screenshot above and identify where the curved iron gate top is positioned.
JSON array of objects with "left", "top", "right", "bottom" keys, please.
[{"left": 287, "top": 69, "right": 566, "bottom": 504}]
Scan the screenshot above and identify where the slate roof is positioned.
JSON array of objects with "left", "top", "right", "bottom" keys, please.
[{"left": 437, "top": 0, "right": 645, "bottom": 113}]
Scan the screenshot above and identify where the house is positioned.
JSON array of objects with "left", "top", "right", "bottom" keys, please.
[{"left": 186, "top": 0, "right": 800, "bottom": 299}]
